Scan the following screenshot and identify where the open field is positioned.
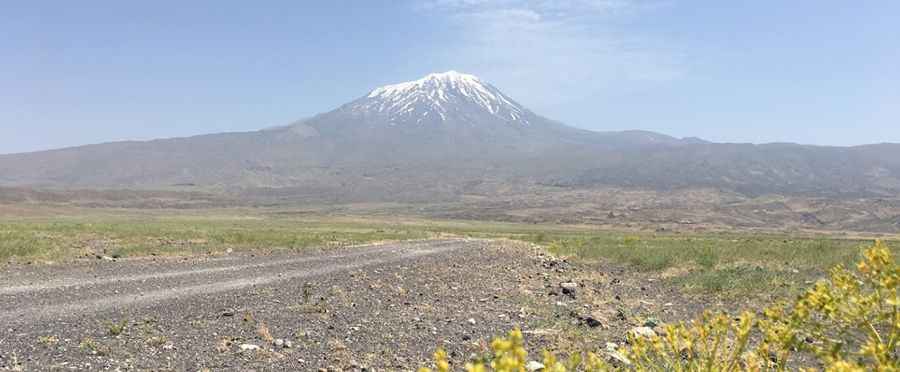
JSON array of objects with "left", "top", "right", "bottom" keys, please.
[
  {"left": 0, "top": 209, "right": 431, "bottom": 264},
  {"left": 2, "top": 204, "right": 897, "bottom": 302},
  {"left": 1, "top": 204, "right": 898, "bottom": 370}
]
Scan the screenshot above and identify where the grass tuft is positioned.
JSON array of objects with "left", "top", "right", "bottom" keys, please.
[{"left": 107, "top": 319, "right": 127, "bottom": 336}]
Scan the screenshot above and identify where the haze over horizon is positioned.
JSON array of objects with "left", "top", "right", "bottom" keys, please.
[{"left": 3, "top": 1, "right": 898, "bottom": 154}]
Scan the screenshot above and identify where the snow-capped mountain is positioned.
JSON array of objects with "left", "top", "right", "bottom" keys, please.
[
  {"left": 12, "top": 69, "right": 896, "bottom": 206},
  {"left": 346, "top": 71, "right": 531, "bottom": 126},
  {"left": 282, "top": 71, "right": 691, "bottom": 156},
  {"left": 288, "top": 71, "right": 596, "bottom": 152}
]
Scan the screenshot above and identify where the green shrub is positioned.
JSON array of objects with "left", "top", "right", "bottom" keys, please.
[{"left": 107, "top": 319, "right": 127, "bottom": 336}]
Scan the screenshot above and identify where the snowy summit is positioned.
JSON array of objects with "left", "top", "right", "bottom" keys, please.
[{"left": 347, "top": 71, "right": 530, "bottom": 126}]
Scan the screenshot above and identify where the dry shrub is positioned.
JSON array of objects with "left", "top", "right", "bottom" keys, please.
[{"left": 257, "top": 322, "right": 275, "bottom": 344}]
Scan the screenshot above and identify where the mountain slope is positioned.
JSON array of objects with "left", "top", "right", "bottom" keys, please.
[{"left": 0, "top": 71, "right": 899, "bottom": 200}]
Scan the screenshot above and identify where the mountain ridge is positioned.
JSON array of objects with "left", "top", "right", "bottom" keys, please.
[{"left": 1, "top": 71, "right": 899, "bottom": 202}]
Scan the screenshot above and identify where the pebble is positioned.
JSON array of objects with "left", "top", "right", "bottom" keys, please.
[
  {"left": 606, "top": 350, "right": 631, "bottom": 366},
  {"left": 467, "top": 318, "right": 476, "bottom": 325},
  {"left": 582, "top": 316, "right": 602, "bottom": 328},
  {"left": 628, "top": 326, "right": 657, "bottom": 340},
  {"left": 239, "top": 344, "right": 260, "bottom": 352},
  {"left": 559, "top": 282, "right": 577, "bottom": 297},
  {"left": 525, "top": 360, "right": 545, "bottom": 371}
]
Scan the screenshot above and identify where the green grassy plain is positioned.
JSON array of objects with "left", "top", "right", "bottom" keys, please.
[
  {"left": 1, "top": 205, "right": 896, "bottom": 301},
  {"left": 528, "top": 233, "right": 891, "bottom": 298},
  {"left": 0, "top": 210, "right": 431, "bottom": 263}
]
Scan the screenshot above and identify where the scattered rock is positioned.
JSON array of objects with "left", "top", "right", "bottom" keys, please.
[
  {"left": 628, "top": 326, "right": 657, "bottom": 340},
  {"left": 606, "top": 350, "right": 631, "bottom": 367},
  {"left": 583, "top": 316, "right": 602, "bottom": 328},
  {"left": 525, "top": 360, "right": 545, "bottom": 371},
  {"left": 284, "top": 340, "right": 293, "bottom": 349},
  {"left": 569, "top": 311, "right": 603, "bottom": 328},
  {"left": 559, "top": 282, "right": 577, "bottom": 297},
  {"left": 467, "top": 318, "right": 476, "bottom": 325},
  {"left": 274, "top": 339, "right": 285, "bottom": 348},
  {"left": 239, "top": 344, "right": 260, "bottom": 352}
]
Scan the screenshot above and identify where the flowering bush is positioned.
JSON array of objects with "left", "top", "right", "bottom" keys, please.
[{"left": 420, "top": 241, "right": 898, "bottom": 371}]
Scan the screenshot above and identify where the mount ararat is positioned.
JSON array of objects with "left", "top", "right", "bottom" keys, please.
[{"left": 2, "top": 72, "right": 899, "bottom": 231}]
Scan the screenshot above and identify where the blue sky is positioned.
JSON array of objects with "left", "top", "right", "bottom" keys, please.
[{"left": 2, "top": 1, "right": 898, "bottom": 154}]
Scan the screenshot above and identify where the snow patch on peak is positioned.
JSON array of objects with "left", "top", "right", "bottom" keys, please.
[
  {"left": 424, "top": 70, "right": 480, "bottom": 82},
  {"left": 359, "top": 71, "right": 529, "bottom": 125},
  {"left": 367, "top": 71, "right": 484, "bottom": 98}
]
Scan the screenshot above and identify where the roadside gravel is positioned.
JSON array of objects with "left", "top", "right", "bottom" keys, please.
[{"left": 0, "top": 238, "right": 693, "bottom": 371}]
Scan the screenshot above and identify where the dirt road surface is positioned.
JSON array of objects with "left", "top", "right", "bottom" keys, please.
[
  {"left": 0, "top": 239, "right": 549, "bottom": 371},
  {"left": 0, "top": 238, "right": 685, "bottom": 371}
]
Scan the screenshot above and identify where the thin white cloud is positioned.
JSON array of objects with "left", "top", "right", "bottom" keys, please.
[{"left": 418, "top": 0, "right": 683, "bottom": 115}]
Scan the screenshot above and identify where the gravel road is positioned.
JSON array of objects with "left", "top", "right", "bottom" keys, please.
[
  {"left": 1, "top": 238, "right": 692, "bottom": 371},
  {"left": 0, "top": 240, "right": 463, "bottom": 326},
  {"left": 0, "top": 239, "right": 574, "bottom": 371}
]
